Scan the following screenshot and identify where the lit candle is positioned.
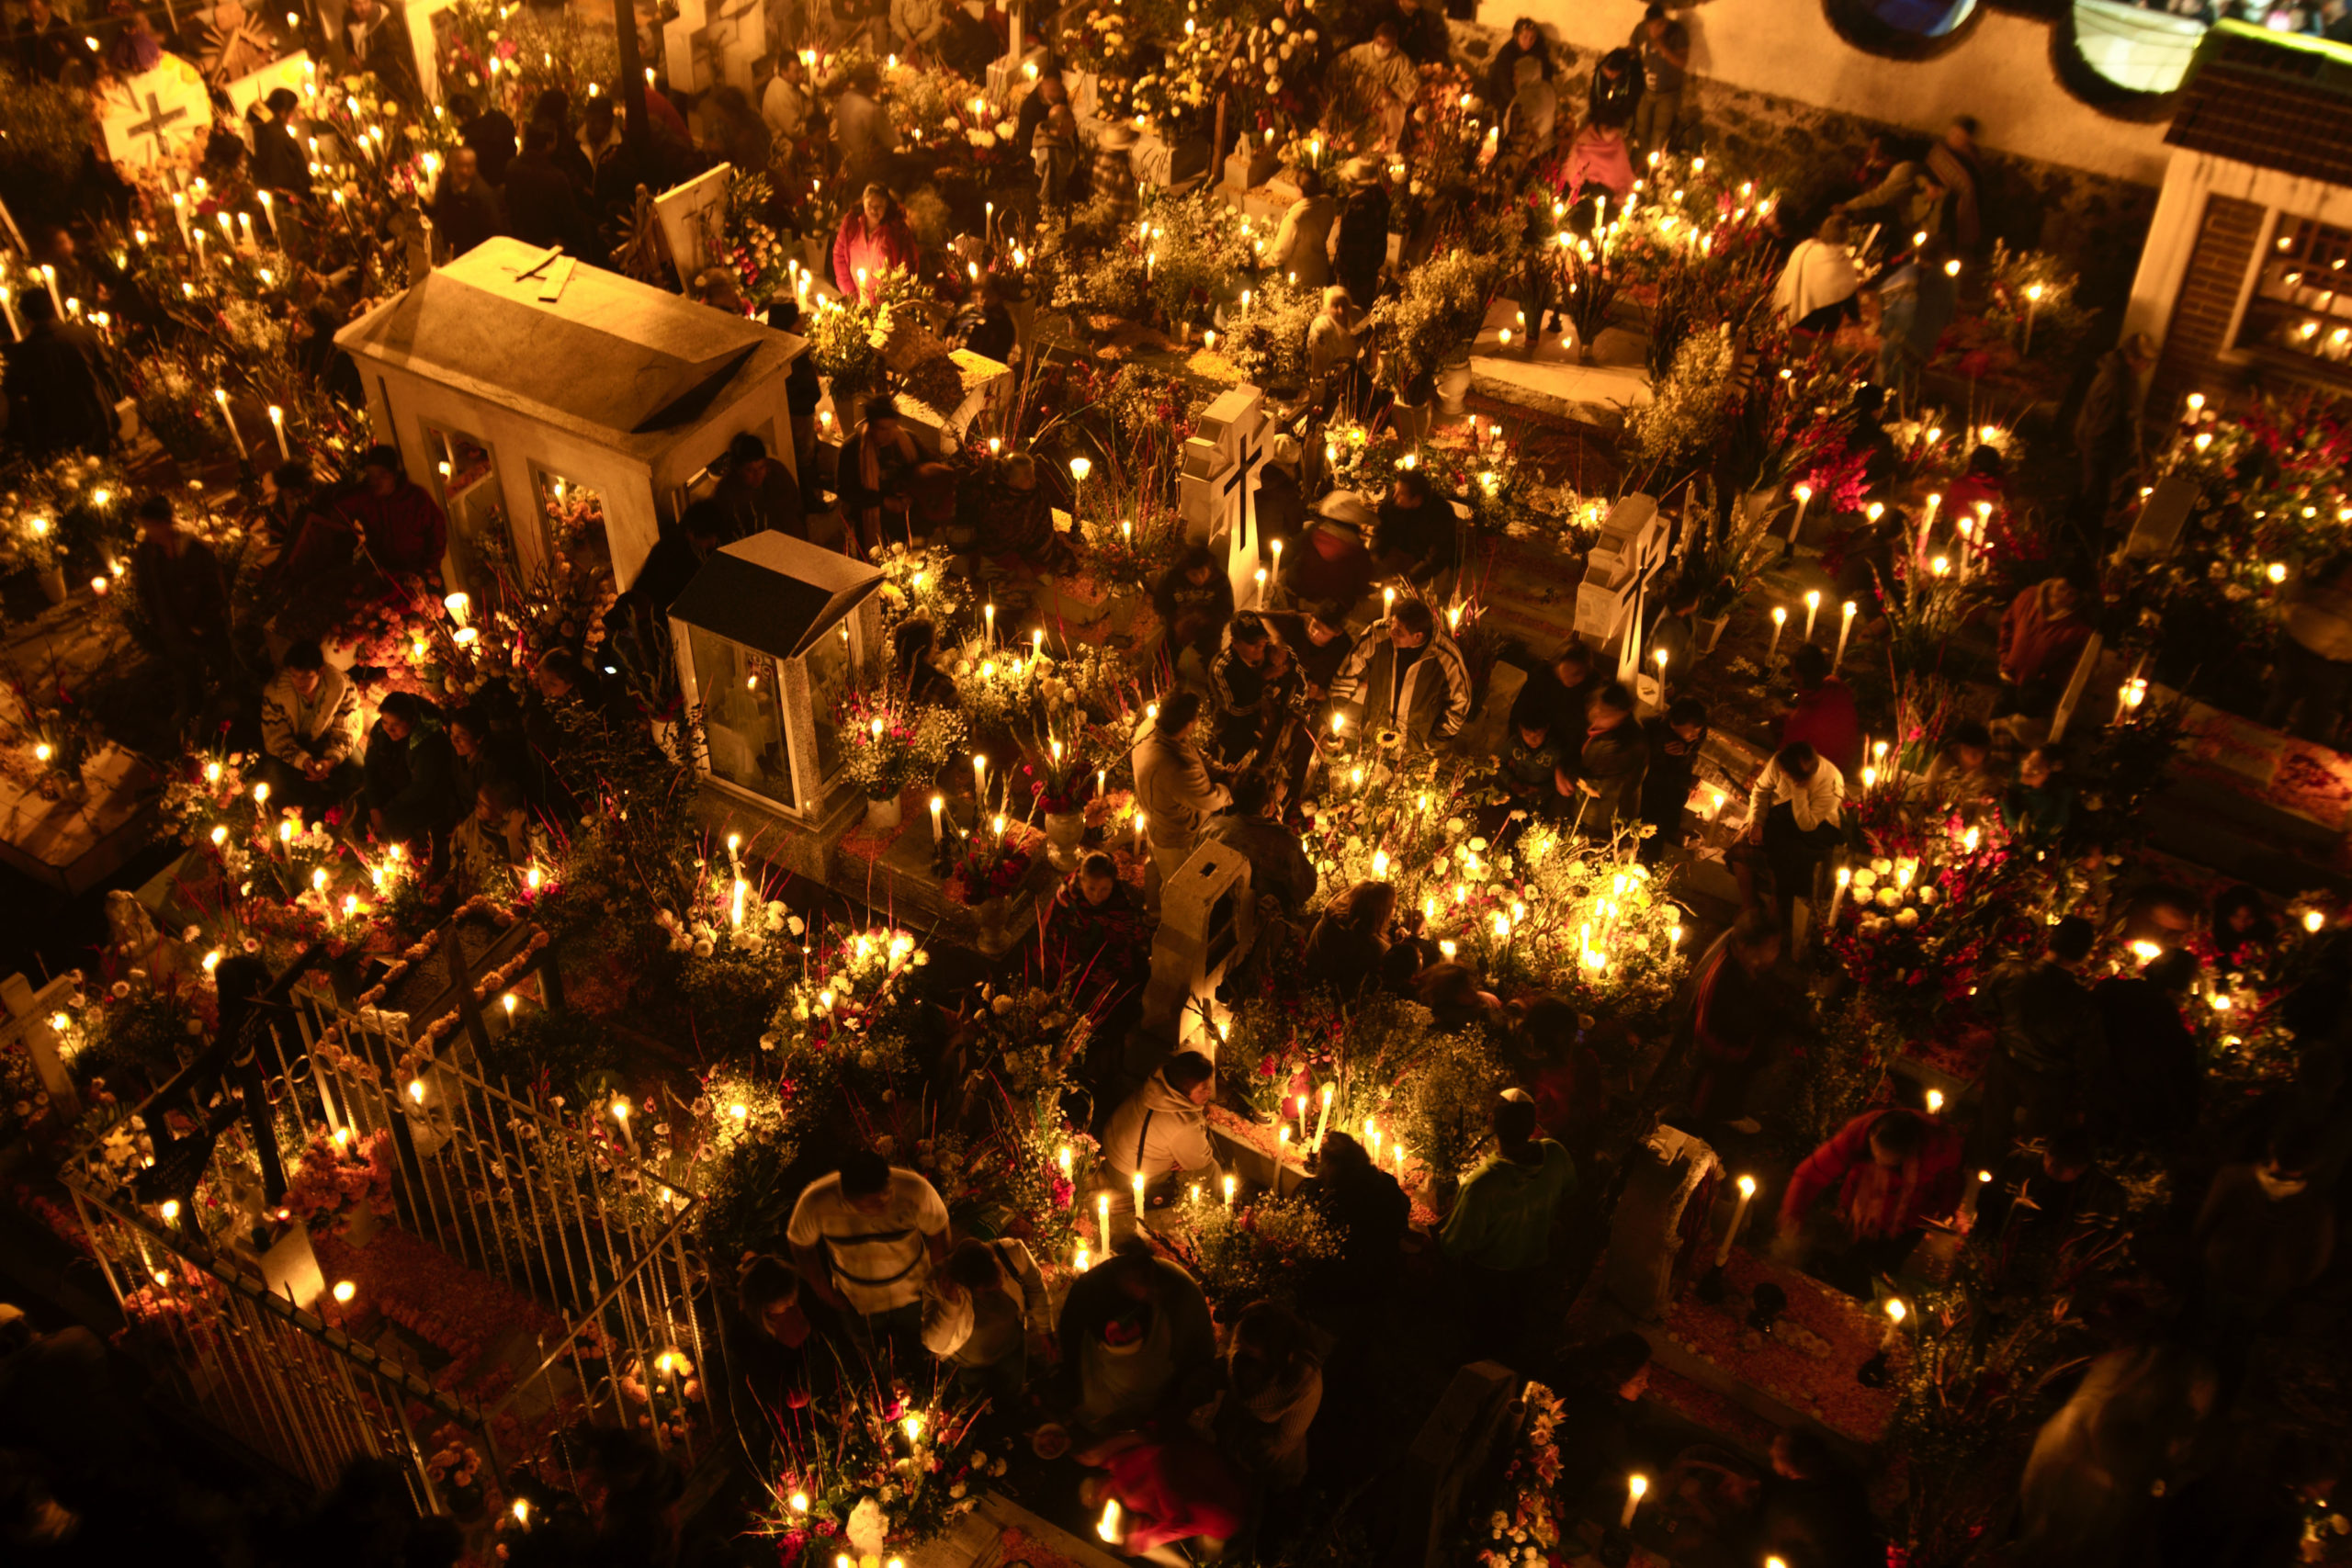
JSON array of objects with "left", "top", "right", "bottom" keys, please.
[
  {"left": 1622, "top": 1474, "right": 1648, "bottom": 1529},
  {"left": 267, "top": 405, "right": 290, "bottom": 460},
  {"left": 1131, "top": 1168, "right": 1147, "bottom": 1219},
  {"left": 1881, "top": 1296, "right": 1907, "bottom": 1348},
  {"left": 1222, "top": 1173, "right": 1237, "bottom": 1207},
  {"left": 1097, "top": 1498, "right": 1123, "bottom": 1544},
  {"left": 1803, "top": 590, "right": 1822, "bottom": 642},
  {"left": 1960, "top": 1168, "right": 1991, "bottom": 1227},
  {"left": 1830, "top": 865, "right": 1850, "bottom": 922},
  {"left": 1096, "top": 1190, "right": 1111, "bottom": 1247},
  {"left": 1768, "top": 605, "right": 1786, "bottom": 661},
  {"left": 1135, "top": 809, "right": 1147, "bottom": 856},
  {"left": 1713, "top": 1174, "right": 1756, "bottom": 1267},
  {"left": 1787, "top": 483, "right": 1813, "bottom": 545},
  {"left": 1833, "top": 600, "right": 1858, "bottom": 671},
  {"left": 973, "top": 753, "right": 988, "bottom": 807},
  {"left": 214, "top": 389, "right": 249, "bottom": 459},
  {"left": 930, "top": 794, "right": 944, "bottom": 845},
  {"left": 1312, "top": 1083, "right": 1332, "bottom": 1148},
  {"left": 39, "top": 264, "right": 61, "bottom": 313}
]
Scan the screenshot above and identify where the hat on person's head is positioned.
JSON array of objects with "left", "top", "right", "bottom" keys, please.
[
  {"left": 1270, "top": 433, "right": 1302, "bottom": 470},
  {"left": 266, "top": 86, "right": 300, "bottom": 116},
  {"left": 1099, "top": 120, "right": 1140, "bottom": 151},
  {"left": 1316, "top": 490, "right": 1375, "bottom": 537},
  {"left": 1339, "top": 156, "right": 1380, "bottom": 186}
]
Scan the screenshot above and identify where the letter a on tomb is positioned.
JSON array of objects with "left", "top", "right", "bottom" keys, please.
[{"left": 1179, "top": 384, "right": 1269, "bottom": 610}]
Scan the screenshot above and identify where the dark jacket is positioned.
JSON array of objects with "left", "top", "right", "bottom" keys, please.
[
  {"left": 462, "top": 108, "right": 518, "bottom": 186},
  {"left": 252, "top": 120, "right": 311, "bottom": 196},
  {"left": 1981, "top": 955, "right": 2103, "bottom": 1081},
  {"left": 1204, "top": 813, "right": 1317, "bottom": 911},
  {"left": 5, "top": 321, "right": 116, "bottom": 456},
  {"left": 1572, "top": 716, "right": 1647, "bottom": 831},
  {"left": 1639, "top": 716, "right": 1703, "bottom": 828},
  {"left": 1333, "top": 185, "right": 1390, "bottom": 301},
  {"left": 502, "top": 149, "right": 591, "bottom": 254},
  {"left": 431, "top": 178, "right": 505, "bottom": 257},
  {"left": 2091, "top": 976, "right": 2200, "bottom": 1151},
  {"left": 363, "top": 722, "right": 469, "bottom": 840}
]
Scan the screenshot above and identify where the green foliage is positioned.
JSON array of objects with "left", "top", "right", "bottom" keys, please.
[
  {"left": 1157, "top": 1193, "right": 1340, "bottom": 1313},
  {"left": 1365, "top": 212, "right": 1521, "bottom": 390},
  {"left": 1223, "top": 278, "right": 1319, "bottom": 393},
  {"left": 0, "top": 67, "right": 91, "bottom": 191},
  {"left": 476, "top": 1008, "right": 627, "bottom": 1101},
  {"left": 1620, "top": 327, "right": 1738, "bottom": 490}
]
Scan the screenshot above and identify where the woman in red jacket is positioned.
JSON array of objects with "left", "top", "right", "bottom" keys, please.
[
  {"left": 832, "top": 183, "right": 918, "bottom": 303},
  {"left": 1780, "top": 1107, "right": 1963, "bottom": 1296}
]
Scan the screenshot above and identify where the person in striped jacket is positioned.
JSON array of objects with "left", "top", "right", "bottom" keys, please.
[{"left": 1329, "top": 598, "right": 1472, "bottom": 747}]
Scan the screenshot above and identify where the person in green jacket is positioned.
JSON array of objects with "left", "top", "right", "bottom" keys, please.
[{"left": 1441, "top": 1089, "right": 1577, "bottom": 1358}]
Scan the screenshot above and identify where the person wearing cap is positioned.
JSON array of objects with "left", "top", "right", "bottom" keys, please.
[
  {"left": 1057, "top": 1235, "right": 1217, "bottom": 1432},
  {"left": 922, "top": 1235, "right": 1050, "bottom": 1404},
  {"left": 1331, "top": 160, "right": 1390, "bottom": 309},
  {"left": 1330, "top": 597, "right": 1473, "bottom": 747},
  {"left": 1282, "top": 494, "right": 1377, "bottom": 610},
  {"left": 787, "top": 1149, "right": 952, "bottom": 1365},
  {"left": 1268, "top": 168, "right": 1338, "bottom": 291},
  {"left": 2071, "top": 331, "right": 2154, "bottom": 552},
  {"left": 1132, "top": 693, "right": 1232, "bottom": 895},
  {"left": 1441, "top": 1089, "right": 1577, "bottom": 1356}
]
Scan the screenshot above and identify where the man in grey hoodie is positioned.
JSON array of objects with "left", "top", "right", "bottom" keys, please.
[{"left": 1104, "top": 1051, "right": 1224, "bottom": 1207}]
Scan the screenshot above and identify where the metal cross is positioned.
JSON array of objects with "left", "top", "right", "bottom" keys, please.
[{"left": 127, "top": 90, "right": 191, "bottom": 161}]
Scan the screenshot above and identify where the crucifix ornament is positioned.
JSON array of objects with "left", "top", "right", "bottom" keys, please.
[
  {"left": 1179, "top": 384, "right": 1270, "bottom": 609},
  {"left": 101, "top": 56, "right": 213, "bottom": 168}
]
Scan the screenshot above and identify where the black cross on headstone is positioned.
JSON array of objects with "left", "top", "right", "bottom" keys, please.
[
  {"left": 1216, "top": 412, "right": 1268, "bottom": 543},
  {"left": 128, "top": 90, "right": 191, "bottom": 162},
  {"left": 687, "top": 22, "right": 728, "bottom": 88}
]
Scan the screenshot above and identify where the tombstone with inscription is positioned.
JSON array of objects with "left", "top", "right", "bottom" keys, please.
[
  {"left": 99, "top": 56, "right": 213, "bottom": 169},
  {"left": 1573, "top": 493, "right": 1669, "bottom": 660},
  {"left": 336, "top": 236, "right": 806, "bottom": 596},
  {"left": 1138, "top": 840, "right": 1259, "bottom": 1054},
  {"left": 1179, "top": 385, "right": 1271, "bottom": 610}
]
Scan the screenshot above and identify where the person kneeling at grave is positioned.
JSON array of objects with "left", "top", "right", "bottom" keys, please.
[
  {"left": 1103, "top": 1051, "right": 1225, "bottom": 1211},
  {"left": 258, "top": 641, "right": 366, "bottom": 821},
  {"left": 922, "top": 1235, "right": 1052, "bottom": 1409},
  {"left": 1497, "top": 706, "right": 1574, "bottom": 818},
  {"left": 1044, "top": 852, "right": 1148, "bottom": 1000},
  {"left": 1777, "top": 1106, "right": 1964, "bottom": 1297},
  {"left": 1055, "top": 1235, "right": 1218, "bottom": 1438}
]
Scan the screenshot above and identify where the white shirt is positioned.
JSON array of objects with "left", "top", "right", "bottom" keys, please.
[
  {"left": 1747, "top": 754, "right": 1845, "bottom": 834},
  {"left": 786, "top": 1168, "right": 949, "bottom": 1313}
]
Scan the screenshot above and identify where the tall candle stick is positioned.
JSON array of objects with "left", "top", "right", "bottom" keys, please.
[
  {"left": 1959, "top": 1168, "right": 1991, "bottom": 1228},
  {"left": 1096, "top": 1190, "right": 1111, "bottom": 1247},
  {"left": 256, "top": 189, "right": 280, "bottom": 246},
  {"left": 39, "top": 265, "right": 61, "bottom": 313},
  {"left": 1803, "top": 590, "right": 1822, "bottom": 642},
  {"left": 1881, "top": 1296, "right": 1908, "bottom": 1348},
  {"left": 1786, "top": 484, "right": 1812, "bottom": 546},
  {"left": 0, "top": 287, "right": 18, "bottom": 341},
  {"left": 1222, "top": 1173, "right": 1237, "bottom": 1207},
  {"left": 1130, "top": 1168, "right": 1147, "bottom": 1219},
  {"left": 1829, "top": 865, "right": 1850, "bottom": 922},
  {"left": 984, "top": 603, "right": 996, "bottom": 645},
  {"left": 1768, "top": 605, "right": 1786, "bottom": 661},
  {"left": 214, "top": 389, "right": 248, "bottom": 458},
  {"left": 1312, "top": 1083, "right": 1332, "bottom": 1148},
  {"left": 1621, "top": 1475, "right": 1648, "bottom": 1529},
  {"left": 1713, "top": 1174, "right": 1756, "bottom": 1267},
  {"left": 1135, "top": 810, "right": 1147, "bottom": 856},
  {"left": 1295, "top": 1094, "right": 1310, "bottom": 1141},
  {"left": 929, "top": 794, "right": 944, "bottom": 845},
  {"left": 973, "top": 753, "right": 987, "bottom": 807},
  {"left": 1833, "top": 600, "right": 1858, "bottom": 671},
  {"left": 1922, "top": 491, "right": 1940, "bottom": 536},
  {"left": 267, "top": 405, "right": 290, "bottom": 459}
]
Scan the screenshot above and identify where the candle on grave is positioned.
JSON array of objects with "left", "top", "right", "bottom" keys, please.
[
  {"left": 1960, "top": 1168, "right": 1991, "bottom": 1227},
  {"left": 1130, "top": 1168, "right": 1147, "bottom": 1217},
  {"left": 1277, "top": 1124, "right": 1292, "bottom": 1156},
  {"left": 1881, "top": 1296, "right": 1907, "bottom": 1348},
  {"left": 1312, "top": 1083, "right": 1332, "bottom": 1148},
  {"left": 930, "top": 794, "right": 944, "bottom": 845},
  {"left": 1973, "top": 501, "right": 1993, "bottom": 567},
  {"left": 1833, "top": 600, "right": 1858, "bottom": 671},
  {"left": 170, "top": 190, "right": 189, "bottom": 243},
  {"left": 1768, "top": 605, "right": 1786, "bottom": 660},
  {"left": 238, "top": 212, "right": 255, "bottom": 251},
  {"left": 973, "top": 753, "right": 988, "bottom": 807},
  {"left": 1787, "top": 483, "right": 1812, "bottom": 544},
  {"left": 1829, "top": 865, "right": 1850, "bottom": 922},
  {"left": 1135, "top": 810, "right": 1147, "bottom": 856},
  {"left": 1922, "top": 491, "right": 1940, "bottom": 536},
  {"left": 1621, "top": 1474, "right": 1648, "bottom": 1529},
  {"left": 1295, "top": 1094, "right": 1311, "bottom": 1141},
  {"left": 214, "top": 389, "right": 248, "bottom": 458},
  {"left": 985, "top": 602, "right": 996, "bottom": 645},
  {"left": 39, "top": 265, "right": 61, "bottom": 313},
  {"left": 1926, "top": 1089, "right": 1945, "bottom": 1117},
  {"left": 1096, "top": 1190, "right": 1111, "bottom": 1247},
  {"left": 1713, "top": 1174, "right": 1756, "bottom": 1267},
  {"left": 1097, "top": 1498, "right": 1123, "bottom": 1544},
  {"left": 267, "top": 406, "right": 290, "bottom": 459},
  {"left": 0, "top": 287, "right": 17, "bottom": 341},
  {"left": 1803, "top": 590, "right": 1822, "bottom": 642},
  {"left": 1222, "top": 1173, "right": 1237, "bottom": 1207},
  {"left": 257, "top": 189, "right": 280, "bottom": 246},
  {"left": 612, "top": 1096, "right": 635, "bottom": 1150}
]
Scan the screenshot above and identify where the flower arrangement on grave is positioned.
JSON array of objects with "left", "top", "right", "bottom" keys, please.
[
  {"left": 1157, "top": 1191, "right": 1340, "bottom": 1311},
  {"left": 422, "top": 1422, "right": 491, "bottom": 1515},
  {"left": 1474, "top": 1381, "right": 1565, "bottom": 1568},
  {"left": 838, "top": 678, "right": 966, "bottom": 804},
  {"left": 1219, "top": 276, "right": 1317, "bottom": 394},
  {"left": 1824, "top": 844, "right": 2052, "bottom": 1040},
  {"left": 1981, "top": 241, "right": 2088, "bottom": 364},
  {"left": 945, "top": 817, "right": 1038, "bottom": 906},
  {"left": 1320, "top": 421, "right": 1537, "bottom": 540},
  {"left": 0, "top": 451, "right": 129, "bottom": 574},
  {"left": 716, "top": 171, "right": 795, "bottom": 306},
  {"left": 754, "top": 1386, "right": 989, "bottom": 1554},
  {"left": 1056, "top": 3, "right": 1132, "bottom": 73},
  {"left": 805, "top": 269, "right": 927, "bottom": 408},
  {"left": 1620, "top": 325, "right": 1739, "bottom": 491},
  {"left": 0, "top": 665, "right": 104, "bottom": 798},
  {"left": 962, "top": 981, "right": 1096, "bottom": 1103},
  {"left": 882, "top": 61, "right": 1009, "bottom": 155},
  {"left": 277, "top": 1126, "right": 399, "bottom": 1237},
  {"left": 1015, "top": 722, "right": 1118, "bottom": 817},
  {"left": 435, "top": 0, "right": 616, "bottom": 124},
  {"left": 1296, "top": 754, "right": 1690, "bottom": 1021},
  {"left": 1364, "top": 215, "right": 1518, "bottom": 395},
  {"left": 1077, "top": 495, "right": 1190, "bottom": 592},
  {"left": 1121, "top": 15, "right": 1237, "bottom": 139},
  {"left": 870, "top": 542, "right": 971, "bottom": 637},
  {"left": 1403, "top": 62, "right": 1486, "bottom": 185}
]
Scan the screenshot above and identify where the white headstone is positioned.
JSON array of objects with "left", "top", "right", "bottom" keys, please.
[
  {"left": 1140, "top": 839, "right": 1259, "bottom": 1044},
  {"left": 1574, "top": 493, "right": 1668, "bottom": 657},
  {"left": 1178, "top": 384, "right": 1270, "bottom": 608},
  {"left": 99, "top": 56, "right": 213, "bottom": 169},
  {"left": 390, "top": 0, "right": 461, "bottom": 102},
  {"left": 223, "top": 50, "right": 311, "bottom": 117},
  {"left": 2123, "top": 474, "right": 2198, "bottom": 560},
  {"left": 666, "top": 0, "right": 764, "bottom": 96},
  {"left": 653, "top": 162, "right": 734, "bottom": 289}
]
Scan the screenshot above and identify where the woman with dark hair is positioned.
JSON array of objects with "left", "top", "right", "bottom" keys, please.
[
  {"left": 1298, "top": 1130, "right": 1408, "bottom": 1298},
  {"left": 2211, "top": 885, "right": 2277, "bottom": 971},
  {"left": 892, "top": 616, "right": 958, "bottom": 708},
  {"left": 1215, "top": 1301, "right": 1324, "bottom": 1495},
  {"left": 1485, "top": 16, "right": 1555, "bottom": 105},
  {"left": 1413, "top": 960, "right": 1502, "bottom": 1032},
  {"left": 363, "top": 692, "right": 469, "bottom": 866},
  {"left": 1151, "top": 545, "right": 1237, "bottom": 669},
  {"left": 1304, "top": 880, "right": 1398, "bottom": 996}
]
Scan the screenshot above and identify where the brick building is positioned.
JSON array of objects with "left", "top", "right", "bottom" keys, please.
[{"left": 2123, "top": 24, "right": 2352, "bottom": 413}]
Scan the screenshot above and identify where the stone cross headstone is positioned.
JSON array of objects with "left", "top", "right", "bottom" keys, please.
[
  {"left": 389, "top": 0, "right": 461, "bottom": 102},
  {"left": 1572, "top": 493, "right": 1668, "bottom": 660},
  {"left": 1179, "top": 384, "right": 1270, "bottom": 608},
  {"left": 653, "top": 162, "right": 734, "bottom": 290},
  {"left": 666, "top": 0, "right": 763, "bottom": 95},
  {"left": 2123, "top": 474, "right": 2198, "bottom": 560},
  {"left": 99, "top": 56, "right": 213, "bottom": 169},
  {"left": 1139, "top": 839, "right": 1259, "bottom": 1048},
  {"left": 2, "top": 971, "right": 83, "bottom": 1122}
]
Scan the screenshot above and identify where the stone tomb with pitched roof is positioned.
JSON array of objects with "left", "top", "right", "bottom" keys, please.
[{"left": 335, "top": 236, "right": 808, "bottom": 597}]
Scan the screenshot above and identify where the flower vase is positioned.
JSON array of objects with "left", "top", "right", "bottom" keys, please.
[
  {"left": 1044, "top": 810, "right": 1085, "bottom": 868},
  {"left": 975, "top": 894, "right": 1013, "bottom": 951},
  {"left": 341, "top": 1201, "right": 379, "bottom": 1250},
  {"left": 1391, "top": 398, "right": 1432, "bottom": 448},
  {"left": 1697, "top": 614, "right": 1729, "bottom": 655},
  {"left": 35, "top": 566, "right": 67, "bottom": 605},
  {"left": 1433, "top": 361, "right": 1473, "bottom": 416},
  {"left": 865, "top": 794, "right": 903, "bottom": 832}
]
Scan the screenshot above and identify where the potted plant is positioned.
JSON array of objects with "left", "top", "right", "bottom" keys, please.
[
  {"left": 839, "top": 681, "right": 965, "bottom": 831},
  {"left": 1018, "top": 726, "right": 1110, "bottom": 868},
  {"left": 1366, "top": 217, "right": 1516, "bottom": 413}
]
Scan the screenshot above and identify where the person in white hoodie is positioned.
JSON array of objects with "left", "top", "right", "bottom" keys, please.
[
  {"left": 257, "top": 641, "right": 365, "bottom": 817},
  {"left": 1103, "top": 1051, "right": 1223, "bottom": 1205}
]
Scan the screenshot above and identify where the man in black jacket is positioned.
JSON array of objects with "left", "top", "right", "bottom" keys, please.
[
  {"left": 429, "top": 147, "right": 504, "bottom": 259},
  {"left": 503, "top": 120, "right": 593, "bottom": 254},
  {"left": 1977, "top": 916, "right": 2105, "bottom": 1165},
  {"left": 454, "top": 91, "right": 518, "bottom": 186}
]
